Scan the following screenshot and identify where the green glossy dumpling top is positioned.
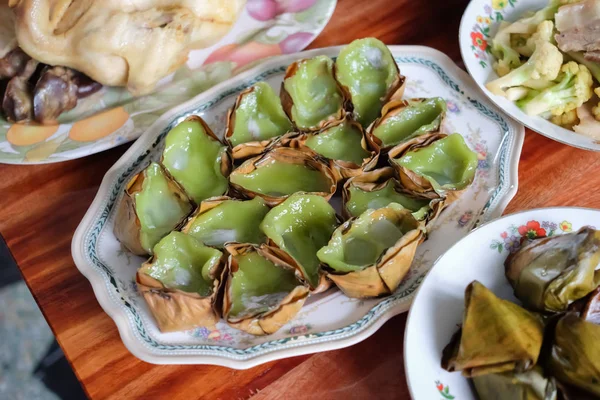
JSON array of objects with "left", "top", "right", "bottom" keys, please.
[
  {"left": 260, "top": 194, "right": 338, "bottom": 288},
  {"left": 135, "top": 163, "right": 193, "bottom": 253},
  {"left": 162, "top": 119, "right": 229, "bottom": 204},
  {"left": 184, "top": 197, "right": 269, "bottom": 248},
  {"left": 346, "top": 181, "right": 430, "bottom": 219},
  {"left": 145, "top": 231, "right": 222, "bottom": 296},
  {"left": 372, "top": 98, "right": 447, "bottom": 148},
  {"left": 317, "top": 203, "right": 418, "bottom": 273},
  {"left": 392, "top": 133, "right": 478, "bottom": 192},
  {"left": 229, "top": 251, "right": 301, "bottom": 318},
  {"left": 336, "top": 38, "right": 400, "bottom": 126},
  {"left": 304, "top": 119, "right": 370, "bottom": 165},
  {"left": 228, "top": 82, "right": 292, "bottom": 147},
  {"left": 283, "top": 55, "right": 345, "bottom": 130}
]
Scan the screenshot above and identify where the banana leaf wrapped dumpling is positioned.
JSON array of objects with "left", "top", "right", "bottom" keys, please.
[
  {"left": 260, "top": 193, "right": 339, "bottom": 292},
  {"left": 547, "top": 313, "right": 600, "bottom": 397},
  {"left": 441, "top": 281, "right": 544, "bottom": 377},
  {"left": 342, "top": 167, "right": 444, "bottom": 228},
  {"left": 505, "top": 227, "right": 600, "bottom": 313},
  {"left": 161, "top": 116, "right": 232, "bottom": 204},
  {"left": 335, "top": 37, "right": 405, "bottom": 127},
  {"left": 281, "top": 55, "right": 347, "bottom": 132},
  {"left": 114, "top": 162, "right": 193, "bottom": 255},
  {"left": 317, "top": 203, "right": 423, "bottom": 298},
  {"left": 389, "top": 133, "right": 478, "bottom": 200},
  {"left": 181, "top": 196, "right": 269, "bottom": 249},
  {"left": 222, "top": 243, "right": 309, "bottom": 336},
  {"left": 229, "top": 147, "right": 337, "bottom": 206},
  {"left": 369, "top": 97, "right": 447, "bottom": 150},
  {"left": 225, "top": 82, "right": 293, "bottom": 160},
  {"left": 471, "top": 366, "right": 558, "bottom": 400},
  {"left": 136, "top": 231, "right": 226, "bottom": 332},
  {"left": 280, "top": 116, "right": 379, "bottom": 179}
]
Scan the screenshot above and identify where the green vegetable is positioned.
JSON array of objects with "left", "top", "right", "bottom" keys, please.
[
  {"left": 183, "top": 197, "right": 269, "bottom": 248},
  {"left": 135, "top": 163, "right": 193, "bottom": 253},
  {"left": 260, "top": 193, "right": 338, "bottom": 289},
  {"left": 282, "top": 55, "right": 345, "bottom": 130},
  {"left": 335, "top": 37, "right": 401, "bottom": 127},
  {"left": 162, "top": 118, "right": 229, "bottom": 204},
  {"left": 227, "top": 82, "right": 292, "bottom": 147},
  {"left": 144, "top": 232, "right": 222, "bottom": 296}
]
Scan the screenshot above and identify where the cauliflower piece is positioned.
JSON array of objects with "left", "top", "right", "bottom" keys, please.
[
  {"left": 568, "top": 51, "right": 600, "bottom": 84},
  {"left": 574, "top": 102, "right": 600, "bottom": 138},
  {"left": 592, "top": 87, "right": 600, "bottom": 121},
  {"left": 506, "top": 86, "right": 532, "bottom": 101},
  {"left": 518, "top": 62, "right": 594, "bottom": 116},
  {"left": 496, "top": 0, "right": 563, "bottom": 36},
  {"left": 486, "top": 41, "right": 563, "bottom": 96},
  {"left": 551, "top": 109, "right": 579, "bottom": 128},
  {"left": 491, "top": 26, "right": 522, "bottom": 77}
]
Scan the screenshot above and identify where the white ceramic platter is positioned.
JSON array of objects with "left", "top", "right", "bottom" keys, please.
[
  {"left": 459, "top": 0, "right": 600, "bottom": 151},
  {"left": 0, "top": 0, "right": 336, "bottom": 164},
  {"left": 405, "top": 207, "right": 599, "bottom": 400},
  {"left": 71, "top": 45, "right": 524, "bottom": 369}
]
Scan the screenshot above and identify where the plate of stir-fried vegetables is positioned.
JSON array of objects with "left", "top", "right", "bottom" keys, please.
[{"left": 460, "top": 0, "right": 600, "bottom": 150}]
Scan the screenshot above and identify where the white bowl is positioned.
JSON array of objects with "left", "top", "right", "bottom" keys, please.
[
  {"left": 405, "top": 207, "right": 600, "bottom": 399},
  {"left": 71, "top": 45, "right": 524, "bottom": 369},
  {"left": 459, "top": 0, "right": 600, "bottom": 151}
]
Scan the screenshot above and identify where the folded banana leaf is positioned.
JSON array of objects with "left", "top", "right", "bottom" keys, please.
[
  {"left": 161, "top": 116, "right": 232, "bottom": 204},
  {"left": 471, "top": 366, "right": 558, "bottom": 400},
  {"left": 317, "top": 203, "right": 423, "bottom": 298},
  {"left": 334, "top": 37, "right": 405, "bottom": 127},
  {"left": 279, "top": 116, "right": 379, "bottom": 179},
  {"left": 281, "top": 55, "right": 348, "bottom": 132},
  {"left": 181, "top": 196, "right": 269, "bottom": 249},
  {"left": 441, "top": 281, "right": 544, "bottom": 377},
  {"left": 548, "top": 313, "right": 600, "bottom": 397},
  {"left": 222, "top": 243, "right": 309, "bottom": 335},
  {"left": 341, "top": 167, "right": 445, "bottom": 229},
  {"left": 136, "top": 231, "right": 226, "bottom": 332},
  {"left": 229, "top": 146, "right": 338, "bottom": 206},
  {"left": 388, "top": 133, "right": 478, "bottom": 201},
  {"left": 369, "top": 97, "right": 446, "bottom": 150},
  {"left": 505, "top": 227, "right": 600, "bottom": 313},
  {"left": 113, "top": 162, "right": 193, "bottom": 255},
  {"left": 225, "top": 82, "right": 293, "bottom": 160}
]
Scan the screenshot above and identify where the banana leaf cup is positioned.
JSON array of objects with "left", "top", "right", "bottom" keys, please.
[
  {"left": 341, "top": 167, "right": 445, "bottom": 230},
  {"left": 114, "top": 162, "right": 193, "bottom": 256},
  {"left": 229, "top": 146, "right": 338, "bottom": 207},
  {"left": 260, "top": 193, "right": 340, "bottom": 293},
  {"left": 278, "top": 116, "right": 379, "bottom": 180},
  {"left": 225, "top": 82, "right": 294, "bottom": 160},
  {"left": 334, "top": 37, "right": 406, "bottom": 128},
  {"left": 368, "top": 97, "right": 447, "bottom": 150},
  {"left": 280, "top": 55, "right": 349, "bottom": 132},
  {"left": 317, "top": 203, "right": 423, "bottom": 298},
  {"left": 136, "top": 231, "right": 226, "bottom": 332},
  {"left": 388, "top": 133, "right": 478, "bottom": 201},
  {"left": 161, "top": 116, "right": 232, "bottom": 204},
  {"left": 505, "top": 227, "right": 600, "bottom": 313},
  {"left": 181, "top": 196, "right": 269, "bottom": 249},
  {"left": 547, "top": 313, "right": 600, "bottom": 397},
  {"left": 471, "top": 366, "right": 558, "bottom": 400},
  {"left": 441, "top": 281, "right": 544, "bottom": 377},
  {"left": 222, "top": 243, "right": 309, "bottom": 335}
]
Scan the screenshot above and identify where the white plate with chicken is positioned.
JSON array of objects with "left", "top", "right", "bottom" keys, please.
[
  {"left": 460, "top": 0, "right": 600, "bottom": 151},
  {"left": 0, "top": 0, "right": 336, "bottom": 164}
]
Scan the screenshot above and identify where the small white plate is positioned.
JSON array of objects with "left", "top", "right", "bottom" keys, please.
[
  {"left": 459, "top": 0, "right": 600, "bottom": 151},
  {"left": 405, "top": 207, "right": 599, "bottom": 400},
  {"left": 71, "top": 45, "right": 524, "bottom": 369}
]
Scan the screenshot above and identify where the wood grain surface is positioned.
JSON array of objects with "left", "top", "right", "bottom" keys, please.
[{"left": 1, "top": 0, "right": 597, "bottom": 398}]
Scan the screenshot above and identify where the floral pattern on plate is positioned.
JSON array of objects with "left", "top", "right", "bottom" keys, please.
[
  {"left": 490, "top": 219, "right": 574, "bottom": 253},
  {"left": 0, "top": 0, "right": 337, "bottom": 164}
]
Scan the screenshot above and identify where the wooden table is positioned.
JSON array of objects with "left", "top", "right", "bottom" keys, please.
[{"left": 3, "top": 0, "right": 600, "bottom": 398}]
